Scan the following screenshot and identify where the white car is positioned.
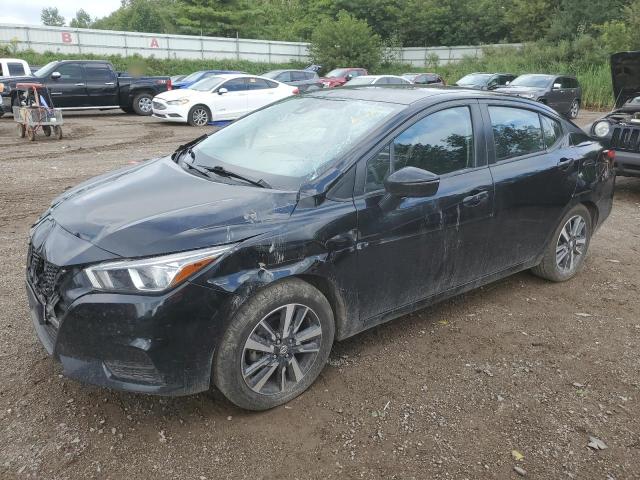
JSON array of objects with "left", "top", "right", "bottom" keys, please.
[
  {"left": 0, "top": 58, "right": 31, "bottom": 78},
  {"left": 344, "top": 75, "right": 411, "bottom": 86},
  {"left": 152, "top": 74, "right": 297, "bottom": 126}
]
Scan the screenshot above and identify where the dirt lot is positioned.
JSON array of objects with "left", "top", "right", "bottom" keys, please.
[{"left": 0, "top": 110, "right": 638, "bottom": 480}]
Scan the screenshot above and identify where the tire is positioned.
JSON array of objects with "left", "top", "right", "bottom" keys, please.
[
  {"left": 213, "top": 278, "right": 335, "bottom": 410},
  {"left": 54, "top": 126, "right": 63, "bottom": 140},
  {"left": 17, "top": 123, "right": 25, "bottom": 138},
  {"left": 531, "top": 204, "right": 592, "bottom": 282},
  {"left": 43, "top": 125, "right": 51, "bottom": 137},
  {"left": 187, "top": 105, "right": 211, "bottom": 127},
  {"left": 132, "top": 92, "right": 153, "bottom": 115},
  {"left": 568, "top": 99, "right": 580, "bottom": 119},
  {"left": 26, "top": 127, "right": 35, "bottom": 141}
]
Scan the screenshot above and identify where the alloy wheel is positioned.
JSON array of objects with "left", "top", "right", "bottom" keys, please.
[
  {"left": 570, "top": 100, "right": 579, "bottom": 118},
  {"left": 138, "top": 96, "right": 152, "bottom": 114},
  {"left": 556, "top": 214, "right": 587, "bottom": 273},
  {"left": 241, "top": 303, "right": 322, "bottom": 395},
  {"left": 191, "top": 108, "right": 209, "bottom": 126}
]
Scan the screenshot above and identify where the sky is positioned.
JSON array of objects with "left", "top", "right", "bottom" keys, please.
[{"left": 0, "top": 0, "right": 121, "bottom": 26}]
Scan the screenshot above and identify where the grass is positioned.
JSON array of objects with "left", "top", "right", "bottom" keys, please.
[{"left": 1, "top": 44, "right": 615, "bottom": 110}]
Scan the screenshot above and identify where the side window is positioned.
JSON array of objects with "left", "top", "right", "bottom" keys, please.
[
  {"left": 540, "top": 115, "right": 563, "bottom": 148},
  {"left": 0, "top": 64, "right": 4, "bottom": 76},
  {"left": 306, "top": 72, "right": 317, "bottom": 80},
  {"left": 365, "top": 144, "right": 392, "bottom": 192},
  {"left": 489, "top": 106, "right": 543, "bottom": 160},
  {"left": 291, "top": 71, "right": 306, "bottom": 81},
  {"left": 394, "top": 106, "right": 474, "bottom": 175},
  {"left": 245, "top": 77, "right": 271, "bottom": 90},
  {"left": 222, "top": 78, "right": 248, "bottom": 92},
  {"left": 561, "top": 77, "right": 573, "bottom": 89},
  {"left": 85, "top": 64, "right": 114, "bottom": 82},
  {"left": 8, "top": 62, "right": 26, "bottom": 76},
  {"left": 350, "top": 70, "right": 362, "bottom": 78},
  {"left": 265, "top": 79, "right": 278, "bottom": 88},
  {"left": 376, "top": 77, "right": 389, "bottom": 85},
  {"left": 276, "top": 72, "right": 291, "bottom": 82},
  {"left": 55, "top": 63, "right": 84, "bottom": 82}
]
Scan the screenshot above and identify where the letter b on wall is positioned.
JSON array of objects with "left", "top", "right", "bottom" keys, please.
[{"left": 61, "top": 32, "right": 73, "bottom": 43}]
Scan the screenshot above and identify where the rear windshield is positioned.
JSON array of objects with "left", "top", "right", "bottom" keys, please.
[
  {"left": 326, "top": 68, "right": 349, "bottom": 78},
  {"left": 457, "top": 73, "right": 491, "bottom": 85},
  {"left": 510, "top": 75, "right": 554, "bottom": 88}
]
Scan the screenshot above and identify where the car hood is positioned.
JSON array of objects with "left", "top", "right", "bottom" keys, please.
[
  {"left": 154, "top": 89, "right": 205, "bottom": 102},
  {"left": 47, "top": 157, "right": 298, "bottom": 259},
  {"left": 611, "top": 51, "right": 640, "bottom": 108},
  {"left": 1, "top": 74, "right": 37, "bottom": 88}
]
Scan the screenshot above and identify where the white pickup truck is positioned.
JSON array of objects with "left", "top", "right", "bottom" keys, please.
[{"left": 0, "top": 58, "right": 31, "bottom": 78}]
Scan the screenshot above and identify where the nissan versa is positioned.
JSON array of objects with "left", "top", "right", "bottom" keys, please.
[{"left": 26, "top": 87, "right": 615, "bottom": 410}]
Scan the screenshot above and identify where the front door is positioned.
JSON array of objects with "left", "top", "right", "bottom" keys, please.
[
  {"left": 84, "top": 63, "right": 118, "bottom": 106},
  {"left": 482, "top": 102, "right": 579, "bottom": 272},
  {"left": 354, "top": 103, "right": 494, "bottom": 321},
  {"left": 47, "top": 62, "right": 88, "bottom": 108},
  {"left": 215, "top": 78, "right": 249, "bottom": 119}
]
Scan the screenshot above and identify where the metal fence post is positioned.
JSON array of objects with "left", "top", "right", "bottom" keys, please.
[{"left": 236, "top": 32, "right": 240, "bottom": 61}]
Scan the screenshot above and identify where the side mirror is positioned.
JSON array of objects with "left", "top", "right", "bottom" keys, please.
[
  {"left": 553, "top": 83, "right": 562, "bottom": 90},
  {"left": 384, "top": 166, "right": 440, "bottom": 197},
  {"left": 218, "top": 87, "right": 228, "bottom": 95},
  {"left": 51, "top": 72, "right": 61, "bottom": 80},
  {"left": 487, "top": 84, "right": 498, "bottom": 90},
  {"left": 505, "top": 81, "right": 511, "bottom": 85},
  {"left": 345, "top": 74, "right": 353, "bottom": 81}
]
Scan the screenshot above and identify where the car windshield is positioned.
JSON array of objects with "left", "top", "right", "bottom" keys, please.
[
  {"left": 189, "top": 76, "right": 226, "bottom": 91},
  {"left": 33, "top": 61, "right": 58, "bottom": 77},
  {"left": 192, "top": 96, "right": 403, "bottom": 190},
  {"left": 510, "top": 75, "right": 553, "bottom": 88},
  {"left": 457, "top": 73, "right": 492, "bottom": 85},
  {"left": 180, "top": 71, "right": 206, "bottom": 83},
  {"left": 346, "top": 77, "right": 375, "bottom": 85},
  {"left": 326, "top": 68, "right": 349, "bottom": 78}
]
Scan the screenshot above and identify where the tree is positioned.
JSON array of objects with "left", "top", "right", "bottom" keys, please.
[
  {"left": 70, "top": 9, "right": 93, "bottom": 28},
  {"left": 309, "top": 11, "right": 382, "bottom": 71},
  {"left": 41, "top": 7, "right": 65, "bottom": 26}
]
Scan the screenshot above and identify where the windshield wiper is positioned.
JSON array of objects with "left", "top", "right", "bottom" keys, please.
[
  {"left": 199, "top": 165, "right": 271, "bottom": 189},
  {"left": 172, "top": 133, "right": 209, "bottom": 162}
]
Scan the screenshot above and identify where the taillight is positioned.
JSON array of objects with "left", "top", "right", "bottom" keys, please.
[
  {"left": 292, "top": 87, "right": 300, "bottom": 95},
  {"left": 602, "top": 149, "right": 615, "bottom": 167},
  {"left": 167, "top": 78, "right": 172, "bottom": 90}
]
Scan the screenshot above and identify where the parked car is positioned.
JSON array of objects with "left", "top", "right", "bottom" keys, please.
[
  {"left": 0, "top": 58, "right": 31, "bottom": 78},
  {"left": 318, "top": 67, "right": 368, "bottom": 88},
  {"left": 402, "top": 72, "right": 445, "bottom": 85},
  {"left": 456, "top": 72, "right": 516, "bottom": 90},
  {"left": 262, "top": 69, "right": 324, "bottom": 92},
  {"left": 0, "top": 60, "right": 172, "bottom": 116},
  {"left": 344, "top": 75, "right": 410, "bottom": 86},
  {"left": 590, "top": 50, "right": 640, "bottom": 177},
  {"left": 494, "top": 74, "right": 582, "bottom": 119},
  {"left": 171, "top": 74, "right": 187, "bottom": 84},
  {"left": 172, "top": 70, "right": 245, "bottom": 89},
  {"left": 26, "top": 87, "right": 614, "bottom": 410},
  {"left": 152, "top": 73, "right": 297, "bottom": 126}
]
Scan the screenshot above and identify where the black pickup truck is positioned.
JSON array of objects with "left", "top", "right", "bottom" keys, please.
[{"left": 0, "top": 60, "right": 171, "bottom": 116}]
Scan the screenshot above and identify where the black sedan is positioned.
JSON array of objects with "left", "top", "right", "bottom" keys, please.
[{"left": 26, "top": 87, "right": 615, "bottom": 410}]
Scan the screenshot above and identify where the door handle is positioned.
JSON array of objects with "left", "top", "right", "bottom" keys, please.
[
  {"left": 75, "top": 83, "right": 85, "bottom": 86},
  {"left": 51, "top": 92, "right": 62, "bottom": 95},
  {"left": 104, "top": 82, "right": 115, "bottom": 85},
  {"left": 462, "top": 190, "right": 489, "bottom": 207},
  {"left": 558, "top": 157, "right": 574, "bottom": 170}
]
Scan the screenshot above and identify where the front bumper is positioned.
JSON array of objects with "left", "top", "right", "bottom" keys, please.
[
  {"left": 151, "top": 100, "right": 187, "bottom": 123},
  {"left": 614, "top": 150, "right": 640, "bottom": 177},
  {"left": 27, "top": 278, "right": 234, "bottom": 396}
]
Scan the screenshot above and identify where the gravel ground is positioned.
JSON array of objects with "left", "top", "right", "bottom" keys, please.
[{"left": 0, "top": 109, "right": 638, "bottom": 480}]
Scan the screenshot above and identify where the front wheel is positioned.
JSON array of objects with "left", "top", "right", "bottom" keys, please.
[
  {"left": 132, "top": 92, "right": 153, "bottom": 115},
  {"left": 568, "top": 99, "right": 580, "bottom": 119},
  {"left": 53, "top": 126, "right": 63, "bottom": 140},
  {"left": 213, "top": 278, "right": 335, "bottom": 410},
  {"left": 187, "top": 105, "right": 211, "bottom": 126},
  {"left": 531, "top": 205, "right": 592, "bottom": 282}
]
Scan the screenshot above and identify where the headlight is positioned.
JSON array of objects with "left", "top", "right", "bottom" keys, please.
[
  {"left": 593, "top": 121, "right": 610, "bottom": 137},
  {"left": 519, "top": 93, "right": 536, "bottom": 99},
  {"left": 84, "top": 244, "right": 234, "bottom": 293},
  {"left": 167, "top": 98, "right": 190, "bottom": 105}
]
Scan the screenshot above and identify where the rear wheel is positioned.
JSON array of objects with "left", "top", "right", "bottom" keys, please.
[
  {"left": 532, "top": 205, "right": 591, "bottom": 282},
  {"left": 187, "top": 105, "right": 211, "bottom": 127},
  {"left": 53, "top": 126, "right": 63, "bottom": 140},
  {"left": 213, "top": 278, "right": 335, "bottom": 410},
  {"left": 26, "top": 127, "right": 35, "bottom": 141},
  {"left": 43, "top": 125, "right": 51, "bottom": 137},
  {"left": 132, "top": 92, "right": 153, "bottom": 115}
]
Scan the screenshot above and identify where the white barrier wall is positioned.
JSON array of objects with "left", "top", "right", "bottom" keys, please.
[{"left": 0, "top": 23, "right": 520, "bottom": 66}]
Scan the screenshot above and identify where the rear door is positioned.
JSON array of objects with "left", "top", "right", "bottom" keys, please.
[
  {"left": 47, "top": 62, "right": 88, "bottom": 108},
  {"left": 481, "top": 102, "right": 580, "bottom": 272},
  {"left": 245, "top": 77, "right": 280, "bottom": 110},
  {"left": 546, "top": 76, "right": 567, "bottom": 113},
  {"left": 84, "top": 63, "right": 118, "bottom": 106},
  {"left": 354, "top": 101, "right": 494, "bottom": 321}
]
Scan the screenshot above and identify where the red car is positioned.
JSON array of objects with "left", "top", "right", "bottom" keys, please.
[{"left": 319, "top": 67, "right": 368, "bottom": 88}]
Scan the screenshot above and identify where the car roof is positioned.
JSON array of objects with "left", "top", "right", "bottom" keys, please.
[
  {"left": 355, "top": 75, "right": 405, "bottom": 80},
  {"left": 402, "top": 72, "right": 440, "bottom": 75},
  {"left": 308, "top": 85, "right": 557, "bottom": 109},
  {"left": 0, "top": 58, "right": 28, "bottom": 62}
]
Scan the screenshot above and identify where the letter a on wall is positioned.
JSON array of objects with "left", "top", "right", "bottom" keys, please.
[{"left": 150, "top": 38, "right": 160, "bottom": 48}]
